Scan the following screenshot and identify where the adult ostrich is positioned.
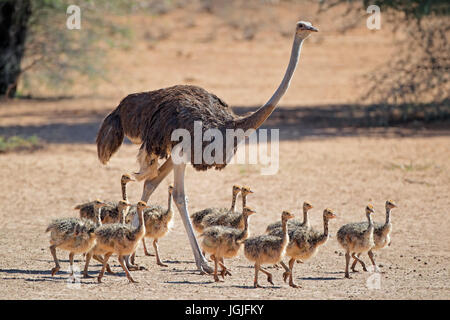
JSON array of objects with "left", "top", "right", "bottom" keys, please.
[{"left": 96, "top": 21, "right": 318, "bottom": 273}]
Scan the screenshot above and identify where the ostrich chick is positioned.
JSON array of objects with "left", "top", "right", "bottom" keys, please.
[
  {"left": 201, "top": 186, "right": 254, "bottom": 230},
  {"left": 46, "top": 200, "right": 107, "bottom": 276},
  {"left": 191, "top": 185, "right": 241, "bottom": 233},
  {"left": 132, "top": 185, "right": 174, "bottom": 267},
  {"left": 200, "top": 206, "right": 256, "bottom": 282},
  {"left": 337, "top": 204, "right": 376, "bottom": 278},
  {"left": 266, "top": 201, "right": 313, "bottom": 233},
  {"left": 95, "top": 201, "right": 149, "bottom": 283},
  {"left": 244, "top": 211, "right": 294, "bottom": 288},
  {"left": 351, "top": 200, "right": 397, "bottom": 272},
  {"left": 75, "top": 174, "right": 135, "bottom": 223},
  {"left": 271, "top": 208, "right": 337, "bottom": 288},
  {"left": 83, "top": 200, "right": 131, "bottom": 277}
]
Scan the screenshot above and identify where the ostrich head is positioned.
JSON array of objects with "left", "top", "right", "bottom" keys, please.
[
  {"left": 366, "top": 204, "right": 375, "bottom": 215},
  {"left": 117, "top": 199, "right": 131, "bottom": 210},
  {"left": 121, "top": 174, "right": 135, "bottom": 184},
  {"left": 385, "top": 200, "right": 397, "bottom": 210},
  {"left": 282, "top": 210, "right": 295, "bottom": 221},
  {"left": 323, "top": 208, "right": 337, "bottom": 220},
  {"left": 232, "top": 185, "right": 242, "bottom": 195},
  {"left": 243, "top": 206, "right": 256, "bottom": 217},
  {"left": 241, "top": 186, "right": 254, "bottom": 196},
  {"left": 295, "top": 21, "right": 318, "bottom": 39},
  {"left": 92, "top": 199, "right": 107, "bottom": 209},
  {"left": 137, "top": 201, "right": 150, "bottom": 210},
  {"left": 303, "top": 201, "right": 313, "bottom": 211}
]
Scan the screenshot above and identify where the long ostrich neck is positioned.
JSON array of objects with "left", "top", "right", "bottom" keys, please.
[
  {"left": 302, "top": 207, "right": 309, "bottom": 226},
  {"left": 134, "top": 207, "right": 145, "bottom": 236},
  {"left": 237, "top": 214, "right": 250, "bottom": 241},
  {"left": 119, "top": 206, "right": 126, "bottom": 224},
  {"left": 237, "top": 36, "right": 304, "bottom": 131},
  {"left": 281, "top": 218, "right": 289, "bottom": 240},
  {"left": 385, "top": 207, "right": 391, "bottom": 225},
  {"left": 167, "top": 192, "right": 173, "bottom": 214},
  {"left": 94, "top": 205, "right": 103, "bottom": 226},
  {"left": 121, "top": 181, "right": 127, "bottom": 201},
  {"left": 242, "top": 193, "right": 248, "bottom": 209},
  {"left": 366, "top": 212, "right": 374, "bottom": 229},
  {"left": 230, "top": 191, "right": 238, "bottom": 213},
  {"left": 318, "top": 216, "right": 330, "bottom": 245}
]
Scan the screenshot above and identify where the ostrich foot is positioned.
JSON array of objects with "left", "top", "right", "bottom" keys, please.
[
  {"left": 220, "top": 269, "right": 231, "bottom": 278},
  {"left": 198, "top": 262, "right": 213, "bottom": 275},
  {"left": 127, "top": 277, "right": 138, "bottom": 283},
  {"left": 282, "top": 271, "right": 290, "bottom": 283},
  {"left": 51, "top": 266, "right": 60, "bottom": 276},
  {"left": 289, "top": 281, "right": 302, "bottom": 288},
  {"left": 267, "top": 274, "right": 274, "bottom": 286}
]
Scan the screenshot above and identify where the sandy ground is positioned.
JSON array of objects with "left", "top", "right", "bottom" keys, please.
[{"left": 0, "top": 4, "right": 449, "bottom": 299}]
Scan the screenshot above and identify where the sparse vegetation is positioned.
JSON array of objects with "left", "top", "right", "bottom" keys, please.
[
  {"left": 0, "top": 135, "right": 42, "bottom": 153},
  {"left": 319, "top": 0, "right": 450, "bottom": 122}
]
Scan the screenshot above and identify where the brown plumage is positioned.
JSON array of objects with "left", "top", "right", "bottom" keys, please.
[
  {"left": 200, "top": 186, "right": 254, "bottom": 230},
  {"left": 191, "top": 185, "right": 241, "bottom": 233},
  {"left": 200, "top": 207, "right": 256, "bottom": 282},
  {"left": 46, "top": 200, "right": 106, "bottom": 276},
  {"left": 97, "top": 85, "right": 238, "bottom": 171},
  {"left": 75, "top": 174, "right": 134, "bottom": 224},
  {"left": 337, "top": 205, "right": 376, "bottom": 279},
  {"left": 94, "top": 201, "right": 149, "bottom": 283},
  {"left": 351, "top": 200, "right": 397, "bottom": 272},
  {"left": 270, "top": 208, "right": 337, "bottom": 288},
  {"left": 244, "top": 211, "right": 295, "bottom": 288}
]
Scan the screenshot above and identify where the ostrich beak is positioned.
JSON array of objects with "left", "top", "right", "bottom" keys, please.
[{"left": 308, "top": 25, "right": 318, "bottom": 32}]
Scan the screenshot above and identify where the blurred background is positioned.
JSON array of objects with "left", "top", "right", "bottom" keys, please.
[{"left": 1, "top": 1, "right": 449, "bottom": 133}]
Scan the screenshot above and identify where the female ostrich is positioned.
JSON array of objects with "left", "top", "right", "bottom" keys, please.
[{"left": 96, "top": 21, "right": 318, "bottom": 273}]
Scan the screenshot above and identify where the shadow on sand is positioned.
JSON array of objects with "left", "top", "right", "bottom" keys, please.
[{"left": 1, "top": 103, "right": 449, "bottom": 146}]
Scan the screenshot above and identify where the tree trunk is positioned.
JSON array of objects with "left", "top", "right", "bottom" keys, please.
[{"left": 0, "top": 0, "right": 31, "bottom": 98}]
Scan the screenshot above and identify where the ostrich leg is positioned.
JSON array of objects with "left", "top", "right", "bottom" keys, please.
[
  {"left": 172, "top": 162, "right": 213, "bottom": 274},
  {"left": 141, "top": 157, "right": 174, "bottom": 201},
  {"left": 125, "top": 157, "right": 174, "bottom": 270}
]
